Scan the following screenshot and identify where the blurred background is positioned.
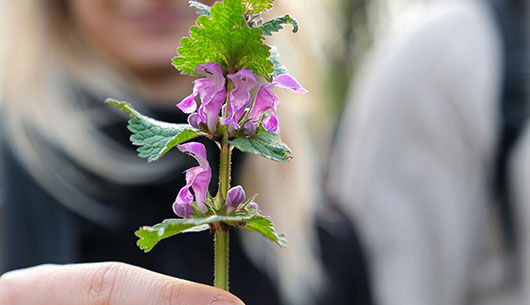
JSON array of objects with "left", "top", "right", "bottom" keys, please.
[{"left": 1, "top": 0, "right": 529, "bottom": 305}]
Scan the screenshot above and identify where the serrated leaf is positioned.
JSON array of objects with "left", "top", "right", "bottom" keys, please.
[
  {"left": 106, "top": 99, "right": 203, "bottom": 162},
  {"left": 230, "top": 128, "right": 292, "bottom": 162},
  {"left": 242, "top": 215, "right": 286, "bottom": 247},
  {"left": 269, "top": 47, "right": 288, "bottom": 78},
  {"left": 242, "top": 0, "right": 274, "bottom": 13},
  {"left": 136, "top": 214, "right": 285, "bottom": 252},
  {"left": 136, "top": 214, "right": 253, "bottom": 252},
  {"left": 173, "top": 0, "right": 273, "bottom": 78},
  {"left": 260, "top": 14, "right": 299, "bottom": 36},
  {"left": 189, "top": 0, "right": 211, "bottom": 17}
]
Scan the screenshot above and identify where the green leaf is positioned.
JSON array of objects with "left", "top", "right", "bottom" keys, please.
[
  {"left": 182, "top": 224, "right": 211, "bottom": 233},
  {"left": 269, "top": 47, "right": 288, "bottom": 78},
  {"left": 136, "top": 214, "right": 285, "bottom": 252},
  {"left": 242, "top": 0, "right": 274, "bottom": 13},
  {"left": 242, "top": 215, "right": 286, "bottom": 247},
  {"left": 173, "top": 0, "right": 273, "bottom": 78},
  {"left": 106, "top": 99, "right": 203, "bottom": 162},
  {"left": 260, "top": 14, "right": 299, "bottom": 36},
  {"left": 189, "top": 0, "right": 211, "bottom": 17},
  {"left": 230, "top": 127, "right": 292, "bottom": 162}
]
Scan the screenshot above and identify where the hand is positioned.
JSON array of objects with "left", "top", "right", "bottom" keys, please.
[{"left": 0, "top": 262, "right": 244, "bottom": 305}]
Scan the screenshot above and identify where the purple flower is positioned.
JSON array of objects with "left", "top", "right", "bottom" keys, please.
[
  {"left": 172, "top": 142, "right": 212, "bottom": 218},
  {"left": 247, "top": 74, "right": 307, "bottom": 133},
  {"left": 226, "top": 185, "right": 246, "bottom": 214},
  {"left": 177, "top": 63, "right": 226, "bottom": 132},
  {"left": 222, "top": 69, "right": 259, "bottom": 130}
]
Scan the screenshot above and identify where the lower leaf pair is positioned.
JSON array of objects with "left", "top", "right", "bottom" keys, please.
[{"left": 136, "top": 214, "right": 286, "bottom": 252}]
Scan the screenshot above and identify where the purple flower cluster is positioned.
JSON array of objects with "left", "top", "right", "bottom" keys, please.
[
  {"left": 172, "top": 63, "right": 302, "bottom": 218},
  {"left": 172, "top": 142, "right": 258, "bottom": 218},
  {"left": 177, "top": 62, "right": 307, "bottom": 135}
]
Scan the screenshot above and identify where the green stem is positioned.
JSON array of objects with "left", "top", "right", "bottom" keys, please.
[
  {"left": 214, "top": 224, "right": 229, "bottom": 290},
  {"left": 214, "top": 134, "right": 232, "bottom": 290},
  {"left": 217, "top": 138, "right": 232, "bottom": 210}
]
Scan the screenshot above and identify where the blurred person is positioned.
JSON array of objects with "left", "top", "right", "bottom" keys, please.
[
  {"left": 0, "top": 1, "right": 368, "bottom": 305},
  {"left": 330, "top": 0, "right": 530, "bottom": 304}
]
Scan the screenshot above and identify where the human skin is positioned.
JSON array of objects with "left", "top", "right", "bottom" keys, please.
[
  {"left": 0, "top": 262, "right": 244, "bottom": 305},
  {"left": 68, "top": 0, "right": 216, "bottom": 103}
]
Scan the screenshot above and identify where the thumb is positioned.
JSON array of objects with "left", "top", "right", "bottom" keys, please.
[{"left": 0, "top": 262, "right": 244, "bottom": 305}]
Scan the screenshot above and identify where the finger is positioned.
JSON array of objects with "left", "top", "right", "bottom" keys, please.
[{"left": 0, "top": 262, "right": 244, "bottom": 305}]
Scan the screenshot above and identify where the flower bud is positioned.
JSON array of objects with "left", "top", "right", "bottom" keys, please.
[
  {"left": 188, "top": 113, "right": 202, "bottom": 129},
  {"left": 226, "top": 185, "right": 246, "bottom": 214},
  {"left": 243, "top": 121, "right": 258, "bottom": 135},
  {"left": 249, "top": 202, "right": 259, "bottom": 211}
]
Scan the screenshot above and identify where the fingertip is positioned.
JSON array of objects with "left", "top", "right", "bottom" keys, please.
[
  {"left": 207, "top": 287, "right": 246, "bottom": 305},
  {"left": 161, "top": 278, "right": 245, "bottom": 305}
]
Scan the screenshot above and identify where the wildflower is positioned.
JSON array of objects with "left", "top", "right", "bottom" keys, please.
[
  {"left": 177, "top": 63, "right": 226, "bottom": 132},
  {"left": 172, "top": 142, "right": 211, "bottom": 218},
  {"left": 247, "top": 74, "right": 307, "bottom": 133},
  {"left": 222, "top": 69, "right": 259, "bottom": 130}
]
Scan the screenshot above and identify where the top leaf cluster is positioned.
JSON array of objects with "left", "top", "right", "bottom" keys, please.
[{"left": 173, "top": 0, "right": 273, "bottom": 77}]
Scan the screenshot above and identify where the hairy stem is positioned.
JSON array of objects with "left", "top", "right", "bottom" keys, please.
[
  {"left": 214, "top": 224, "right": 230, "bottom": 290},
  {"left": 217, "top": 137, "right": 232, "bottom": 209},
  {"left": 214, "top": 133, "right": 232, "bottom": 290}
]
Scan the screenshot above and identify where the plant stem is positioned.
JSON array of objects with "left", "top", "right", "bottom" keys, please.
[
  {"left": 214, "top": 224, "right": 229, "bottom": 290},
  {"left": 214, "top": 136, "right": 231, "bottom": 290},
  {"left": 217, "top": 138, "right": 232, "bottom": 209}
]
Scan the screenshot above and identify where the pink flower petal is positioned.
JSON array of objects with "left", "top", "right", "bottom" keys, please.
[
  {"left": 223, "top": 69, "right": 259, "bottom": 129},
  {"left": 178, "top": 142, "right": 209, "bottom": 168},
  {"left": 173, "top": 187, "right": 194, "bottom": 218},
  {"left": 177, "top": 94, "right": 198, "bottom": 113},
  {"left": 262, "top": 114, "right": 280, "bottom": 133},
  {"left": 247, "top": 83, "right": 278, "bottom": 121},
  {"left": 272, "top": 74, "right": 308, "bottom": 94},
  {"left": 247, "top": 74, "right": 307, "bottom": 125}
]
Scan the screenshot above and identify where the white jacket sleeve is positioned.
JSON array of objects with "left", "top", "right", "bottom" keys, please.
[{"left": 329, "top": 2, "right": 502, "bottom": 305}]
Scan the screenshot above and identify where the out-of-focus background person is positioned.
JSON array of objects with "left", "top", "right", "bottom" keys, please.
[
  {"left": 0, "top": 1, "right": 371, "bottom": 305},
  {"left": 330, "top": 0, "right": 530, "bottom": 304}
]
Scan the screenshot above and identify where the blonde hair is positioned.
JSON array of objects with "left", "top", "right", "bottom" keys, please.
[
  {"left": 236, "top": 2, "right": 340, "bottom": 304},
  {"left": 0, "top": 0, "right": 179, "bottom": 225},
  {"left": 0, "top": 1, "right": 329, "bottom": 304}
]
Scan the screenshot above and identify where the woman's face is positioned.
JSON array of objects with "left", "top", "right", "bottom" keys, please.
[{"left": 68, "top": 0, "right": 215, "bottom": 74}]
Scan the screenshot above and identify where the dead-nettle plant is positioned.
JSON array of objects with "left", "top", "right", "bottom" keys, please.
[{"left": 106, "top": 0, "right": 304, "bottom": 291}]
